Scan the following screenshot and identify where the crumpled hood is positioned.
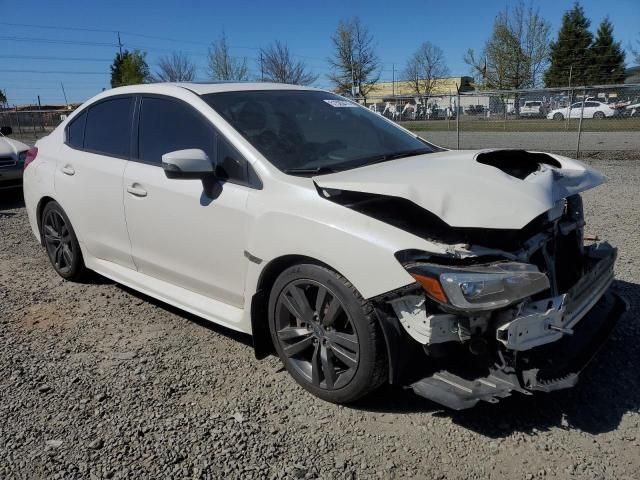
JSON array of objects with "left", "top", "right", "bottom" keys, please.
[
  {"left": 314, "top": 149, "right": 605, "bottom": 230},
  {"left": 0, "top": 137, "right": 29, "bottom": 158}
]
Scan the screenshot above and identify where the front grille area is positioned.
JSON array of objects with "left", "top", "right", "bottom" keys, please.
[{"left": 0, "top": 157, "right": 17, "bottom": 168}]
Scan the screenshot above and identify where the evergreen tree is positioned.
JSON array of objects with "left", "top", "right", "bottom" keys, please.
[
  {"left": 587, "top": 19, "right": 625, "bottom": 84},
  {"left": 544, "top": 2, "right": 593, "bottom": 87},
  {"left": 111, "top": 50, "right": 149, "bottom": 87}
]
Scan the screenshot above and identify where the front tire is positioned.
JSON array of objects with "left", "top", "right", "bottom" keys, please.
[
  {"left": 41, "top": 201, "right": 88, "bottom": 281},
  {"left": 268, "top": 264, "right": 387, "bottom": 403},
  {"left": 553, "top": 112, "right": 564, "bottom": 121}
]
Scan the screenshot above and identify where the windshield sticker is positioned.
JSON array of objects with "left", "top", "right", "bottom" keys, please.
[{"left": 323, "top": 99, "right": 358, "bottom": 108}]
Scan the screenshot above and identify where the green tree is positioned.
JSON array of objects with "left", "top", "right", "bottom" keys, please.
[
  {"left": 544, "top": 2, "right": 593, "bottom": 87},
  {"left": 0, "top": 89, "right": 7, "bottom": 106},
  {"left": 587, "top": 19, "right": 625, "bottom": 84},
  {"left": 464, "top": 1, "right": 550, "bottom": 89},
  {"left": 111, "top": 49, "right": 150, "bottom": 87},
  {"left": 327, "top": 17, "right": 380, "bottom": 101}
]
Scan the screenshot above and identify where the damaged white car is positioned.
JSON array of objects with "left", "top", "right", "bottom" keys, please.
[{"left": 23, "top": 83, "right": 625, "bottom": 409}]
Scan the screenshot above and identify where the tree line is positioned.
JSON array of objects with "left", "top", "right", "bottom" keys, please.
[{"left": 110, "top": 1, "right": 632, "bottom": 94}]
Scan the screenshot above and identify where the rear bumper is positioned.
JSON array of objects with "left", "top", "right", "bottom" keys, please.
[{"left": 409, "top": 289, "right": 626, "bottom": 410}]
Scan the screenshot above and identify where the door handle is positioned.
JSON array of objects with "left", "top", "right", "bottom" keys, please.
[
  {"left": 126, "top": 184, "right": 148, "bottom": 197},
  {"left": 61, "top": 165, "right": 75, "bottom": 176}
]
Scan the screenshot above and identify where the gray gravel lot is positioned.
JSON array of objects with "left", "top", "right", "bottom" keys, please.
[{"left": 1, "top": 158, "right": 639, "bottom": 479}]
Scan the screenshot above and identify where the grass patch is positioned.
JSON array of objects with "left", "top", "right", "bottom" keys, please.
[{"left": 400, "top": 117, "right": 640, "bottom": 133}]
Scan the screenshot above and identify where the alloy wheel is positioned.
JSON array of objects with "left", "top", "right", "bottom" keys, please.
[
  {"left": 43, "top": 210, "right": 75, "bottom": 275},
  {"left": 274, "top": 280, "right": 359, "bottom": 390}
]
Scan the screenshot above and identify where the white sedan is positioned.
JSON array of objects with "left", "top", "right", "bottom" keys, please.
[
  {"left": 22, "top": 82, "right": 624, "bottom": 410},
  {"left": 547, "top": 101, "right": 616, "bottom": 120}
]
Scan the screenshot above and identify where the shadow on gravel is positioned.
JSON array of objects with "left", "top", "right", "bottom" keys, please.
[
  {"left": 116, "top": 284, "right": 254, "bottom": 349},
  {"left": 0, "top": 188, "right": 25, "bottom": 210},
  {"left": 355, "top": 280, "right": 640, "bottom": 437}
]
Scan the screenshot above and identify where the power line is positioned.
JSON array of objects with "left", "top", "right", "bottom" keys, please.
[
  {"left": 0, "top": 69, "right": 107, "bottom": 75},
  {"left": 0, "top": 54, "right": 112, "bottom": 62},
  {"left": 0, "top": 35, "right": 118, "bottom": 47}
]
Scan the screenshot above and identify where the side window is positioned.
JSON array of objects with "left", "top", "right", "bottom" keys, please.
[
  {"left": 138, "top": 97, "right": 214, "bottom": 164},
  {"left": 216, "top": 134, "right": 248, "bottom": 184},
  {"left": 84, "top": 97, "right": 133, "bottom": 157},
  {"left": 585, "top": 102, "right": 600, "bottom": 108},
  {"left": 66, "top": 110, "right": 87, "bottom": 148}
]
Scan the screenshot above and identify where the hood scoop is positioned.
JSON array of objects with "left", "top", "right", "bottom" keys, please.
[{"left": 476, "top": 150, "right": 562, "bottom": 180}]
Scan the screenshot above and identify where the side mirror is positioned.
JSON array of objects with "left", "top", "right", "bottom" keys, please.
[
  {"left": 0, "top": 126, "right": 12, "bottom": 136},
  {"left": 161, "top": 149, "right": 216, "bottom": 179}
]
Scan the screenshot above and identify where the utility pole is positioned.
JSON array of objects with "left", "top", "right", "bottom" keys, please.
[
  {"left": 60, "top": 83, "right": 68, "bottom": 106},
  {"left": 350, "top": 52, "right": 357, "bottom": 97},
  {"left": 565, "top": 65, "right": 573, "bottom": 132},
  {"left": 117, "top": 32, "right": 123, "bottom": 55},
  {"left": 392, "top": 63, "right": 395, "bottom": 97},
  {"left": 260, "top": 52, "right": 264, "bottom": 82}
]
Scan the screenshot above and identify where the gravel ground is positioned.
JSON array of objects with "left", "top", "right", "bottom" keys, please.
[{"left": 1, "top": 158, "right": 639, "bottom": 480}]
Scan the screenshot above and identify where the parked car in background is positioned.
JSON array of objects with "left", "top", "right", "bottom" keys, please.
[
  {"left": 23, "top": 83, "right": 624, "bottom": 410},
  {"left": 519, "top": 100, "right": 547, "bottom": 117},
  {"left": 624, "top": 102, "right": 640, "bottom": 117},
  {"left": 0, "top": 126, "right": 30, "bottom": 190},
  {"left": 547, "top": 101, "right": 616, "bottom": 120}
]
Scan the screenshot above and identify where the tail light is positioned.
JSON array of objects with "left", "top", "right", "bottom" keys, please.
[{"left": 24, "top": 147, "right": 38, "bottom": 170}]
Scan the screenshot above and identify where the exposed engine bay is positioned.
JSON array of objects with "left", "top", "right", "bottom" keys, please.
[{"left": 315, "top": 149, "right": 626, "bottom": 409}]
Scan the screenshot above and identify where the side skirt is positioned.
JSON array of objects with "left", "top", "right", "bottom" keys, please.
[{"left": 86, "top": 257, "right": 250, "bottom": 335}]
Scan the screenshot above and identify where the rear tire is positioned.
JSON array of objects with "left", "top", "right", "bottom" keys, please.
[
  {"left": 41, "top": 201, "right": 89, "bottom": 281},
  {"left": 268, "top": 263, "right": 388, "bottom": 404},
  {"left": 593, "top": 111, "right": 605, "bottom": 119},
  {"left": 553, "top": 113, "right": 564, "bottom": 121}
]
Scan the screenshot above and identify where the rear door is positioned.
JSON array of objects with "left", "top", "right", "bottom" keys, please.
[
  {"left": 122, "top": 95, "right": 255, "bottom": 307},
  {"left": 54, "top": 96, "right": 135, "bottom": 269}
]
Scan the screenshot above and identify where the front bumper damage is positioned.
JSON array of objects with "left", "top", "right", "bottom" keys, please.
[{"left": 375, "top": 243, "right": 627, "bottom": 410}]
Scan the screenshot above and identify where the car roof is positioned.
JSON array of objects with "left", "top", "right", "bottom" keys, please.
[
  {"left": 100, "top": 82, "right": 323, "bottom": 98},
  {"left": 173, "top": 81, "right": 322, "bottom": 95}
]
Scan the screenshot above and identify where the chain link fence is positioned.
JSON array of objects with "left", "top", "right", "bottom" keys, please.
[
  {"left": 365, "top": 83, "right": 640, "bottom": 157},
  {"left": 0, "top": 108, "right": 71, "bottom": 144},
  {"left": 2, "top": 84, "right": 639, "bottom": 158}
]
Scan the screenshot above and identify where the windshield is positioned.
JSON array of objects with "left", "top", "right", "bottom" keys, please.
[{"left": 202, "top": 90, "right": 438, "bottom": 175}]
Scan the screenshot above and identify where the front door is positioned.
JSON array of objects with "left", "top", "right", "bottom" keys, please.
[{"left": 123, "top": 95, "right": 252, "bottom": 307}]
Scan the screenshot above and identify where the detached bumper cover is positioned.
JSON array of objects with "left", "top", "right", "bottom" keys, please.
[{"left": 410, "top": 290, "right": 626, "bottom": 410}]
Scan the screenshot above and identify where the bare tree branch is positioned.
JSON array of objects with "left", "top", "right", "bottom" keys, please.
[
  {"left": 403, "top": 42, "right": 450, "bottom": 95},
  {"left": 260, "top": 41, "right": 318, "bottom": 85},
  {"left": 207, "top": 33, "right": 249, "bottom": 81},
  {"left": 327, "top": 17, "right": 380, "bottom": 100},
  {"left": 150, "top": 52, "right": 196, "bottom": 82}
]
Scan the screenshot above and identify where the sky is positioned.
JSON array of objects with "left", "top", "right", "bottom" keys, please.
[{"left": 1, "top": 0, "right": 638, "bottom": 105}]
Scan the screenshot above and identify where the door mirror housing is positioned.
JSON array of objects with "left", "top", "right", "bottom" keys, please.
[
  {"left": 0, "top": 126, "right": 13, "bottom": 136},
  {"left": 161, "top": 149, "right": 216, "bottom": 179}
]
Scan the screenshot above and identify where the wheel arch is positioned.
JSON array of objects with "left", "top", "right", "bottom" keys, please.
[
  {"left": 35, "top": 195, "right": 57, "bottom": 243},
  {"left": 250, "top": 254, "right": 334, "bottom": 359}
]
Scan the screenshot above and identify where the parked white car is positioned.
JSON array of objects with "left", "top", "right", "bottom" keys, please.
[
  {"left": 547, "top": 101, "right": 616, "bottom": 120},
  {"left": 519, "top": 100, "right": 547, "bottom": 117},
  {"left": 23, "top": 83, "right": 624, "bottom": 410},
  {"left": 0, "top": 127, "right": 30, "bottom": 190}
]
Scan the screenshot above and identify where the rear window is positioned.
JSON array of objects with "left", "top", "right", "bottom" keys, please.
[{"left": 84, "top": 97, "right": 133, "bottom": 158}]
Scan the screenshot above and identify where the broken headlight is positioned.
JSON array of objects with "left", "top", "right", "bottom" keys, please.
[{"left": 406, "top": 262, "right": 550, "bottom": 312}]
